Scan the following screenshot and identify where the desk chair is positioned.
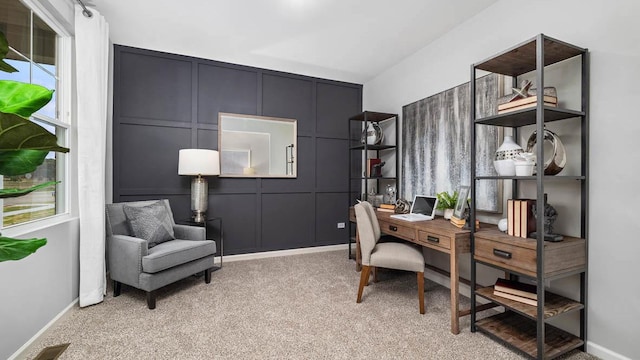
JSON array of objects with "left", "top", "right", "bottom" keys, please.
[{"left": 354, "top": 201, "right": 425, "bottom": 314}]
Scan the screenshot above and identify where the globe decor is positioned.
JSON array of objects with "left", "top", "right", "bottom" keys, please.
[{"left": 0, "top": 30, "right": 70, "bottom": 262}]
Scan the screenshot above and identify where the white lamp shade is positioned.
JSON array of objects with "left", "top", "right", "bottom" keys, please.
[{"left": 178, "top": 149, "right": 220, "bottom": 176}]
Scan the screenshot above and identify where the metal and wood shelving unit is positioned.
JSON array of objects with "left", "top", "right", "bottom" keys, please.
[
  {"left": 469, "top": 34, "right": 589, "bottom": 359},
  {"left": 347, "top": 111, "right": 398, "bottom": 261}
]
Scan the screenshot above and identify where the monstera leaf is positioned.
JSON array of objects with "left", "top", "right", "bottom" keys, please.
[
  {"left": 0, "top": 112, "right": 69, "bottom": 153},
  {"left": 0, "top": 150, "right": 48, "bottom": 176},
  {"left": 0, "top": 31, "right": 17, "bottom": 73},
  {"left": 0, "top": 81, "right": 53, "bottom": 117},
  {"left": 0, "top": 237, "right": 47, "bottom": 261}
]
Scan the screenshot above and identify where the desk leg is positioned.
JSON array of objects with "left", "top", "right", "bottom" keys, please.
[
  {"left": 355, "top": 228, "right": 362, "bottom": 272},
  {"left": 450, "top": 247, "right": 460, "bottom": 335}
]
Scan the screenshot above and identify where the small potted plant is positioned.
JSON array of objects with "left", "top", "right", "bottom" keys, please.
[{"left": 436, "top": 190, "right": 459, "bottom": 220}]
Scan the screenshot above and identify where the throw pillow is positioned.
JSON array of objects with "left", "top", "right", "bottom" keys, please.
[{"left": 123, "top": 201, "right": 175, "bottom": 247}]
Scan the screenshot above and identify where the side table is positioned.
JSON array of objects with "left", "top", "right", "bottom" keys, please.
[{"left": 178, "top": 217, "right": 224, "bottom": 269}]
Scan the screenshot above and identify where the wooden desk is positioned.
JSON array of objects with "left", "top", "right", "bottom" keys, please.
[{"left": 349, "top": 208, "right": 471, "bottom": 335}]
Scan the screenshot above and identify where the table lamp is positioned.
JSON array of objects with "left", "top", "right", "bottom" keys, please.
[{"left": 178, "top": 149, "right": 220, "bottom": 223}]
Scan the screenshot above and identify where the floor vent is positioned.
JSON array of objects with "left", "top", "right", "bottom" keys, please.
[{"left": 34, "top": 343, "right": 70, "bottom": 360}]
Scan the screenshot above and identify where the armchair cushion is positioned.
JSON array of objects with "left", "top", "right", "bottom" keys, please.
[
  {"left": 123, "top": 201, "right": 175, "bottom": 247},
  {"left": 142, "top": 239, "right": 216, "bottom": 273}
]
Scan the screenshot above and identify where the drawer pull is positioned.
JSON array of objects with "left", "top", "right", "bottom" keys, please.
[
  {"left": 427, "top": 235, "right": 440, "bottom": 243},
  {"left": 493, "top": 249, "right": 512, "bottom": 259},
  {"left": 389, "top": 225, "right": 398, "bottom": 231}
]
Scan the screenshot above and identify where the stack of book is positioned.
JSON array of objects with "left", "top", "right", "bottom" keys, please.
[
  {"left": 493, "top": 278, "right": 537, "bottom": 306},
  {"left": 377, "top": 203, "right": 396, "bottom": 213},
  {"left": 506, "top": 199, "right": 536, "bottom": 238},
  {"left": 449, "top": 216, "right": 479, "bottom": 229},
  {"left": 497, "top": 95, "right": 558, "bottom": 114}
]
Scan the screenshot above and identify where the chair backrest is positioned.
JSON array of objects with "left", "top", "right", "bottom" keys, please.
[
  {"left": 105, "top": 199, "right": 175, "bottom": 237},
  {"left": 354, "top": 201, "right": 380, "bottom": 265}
]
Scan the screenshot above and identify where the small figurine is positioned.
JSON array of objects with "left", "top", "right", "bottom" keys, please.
[{"left": 530, "top": 194, "right": 563, "bottom": 241}]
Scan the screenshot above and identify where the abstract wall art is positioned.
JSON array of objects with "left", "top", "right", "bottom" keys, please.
[{"left": 401, "top": 74, "right": 502, "bottom": 212}]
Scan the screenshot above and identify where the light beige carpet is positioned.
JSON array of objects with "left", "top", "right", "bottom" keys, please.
[{"left": 24, "top": 251, "right": 597, "bottom": 359}]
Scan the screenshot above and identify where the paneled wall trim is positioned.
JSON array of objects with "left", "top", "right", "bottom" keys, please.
[{"left": 113, "top": 45, "right": 362, "bottom": 254}]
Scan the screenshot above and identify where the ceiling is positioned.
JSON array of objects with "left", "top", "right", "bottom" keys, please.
[{"left": 90, "top": 0, "right": 499, "bottom": 83}]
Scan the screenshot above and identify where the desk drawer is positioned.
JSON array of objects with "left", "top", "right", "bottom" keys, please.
[
  {"left": 417, "top": 230, "right": 451, "bottom": 250},
  {"left": 475, "top": 237, "right": 535, "bottom": 275},
  {"left": 379, "top": 220, "right": 415, "bottom": 241}
]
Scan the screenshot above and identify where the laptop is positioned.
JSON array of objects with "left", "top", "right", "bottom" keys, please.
[{"left": 390, "top": 195, "right": 438, "bottom": 222}]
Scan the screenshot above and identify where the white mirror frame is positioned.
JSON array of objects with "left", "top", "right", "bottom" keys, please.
[{"left": 218, "top": 113, "right": 297, "bottom": 178}]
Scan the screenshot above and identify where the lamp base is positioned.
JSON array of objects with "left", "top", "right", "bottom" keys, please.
[
  {"left": 192, "top": 210, "right": 206, "bottom": 224},
  {"left": 191, "top": 176, "right": 208, "bottom": 224}
]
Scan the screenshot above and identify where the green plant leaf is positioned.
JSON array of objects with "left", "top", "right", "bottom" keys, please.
[
  {"left": 0, "top": 112, "right": 69, "bottom": 153},
  {"left": 0, "top": 236, "right": 47, "bottom": 262},
  {"left": 0, "top": 181, "right": 59, "bottom": 198},
  {"left": 0, "top": 31, "right": 18, "bottom": 73},
  {"left": 0, "top": 81, "right": 53, "bottom": 117},
  {"left": 0, "top": 149, "right": 48, "bottom": 176}
]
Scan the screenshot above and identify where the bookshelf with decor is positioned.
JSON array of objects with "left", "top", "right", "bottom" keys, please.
[
  {"left": 469, "top": 34, "right": 589, "bottom": 360},
  {"left": 347, "top": 111, "right": 398, "bottom": 263}
]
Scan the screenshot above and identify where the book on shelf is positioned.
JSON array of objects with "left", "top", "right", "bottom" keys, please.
[
  {"left": 493, "top": 290, "right": 538, "bottom": 306},
  {"left": 494, "top": 278, "right": 537, "bottom": 300},
  {"left": 366, "top": 158, "right": 381, "bottom": 177},
  {"left": 506, "top": 199, "right": 537, "bottom": 238},
  {"left": 450, "top": 215, "right": 466, "bottom": 226},
  {"left": 498, "top": 101, "right": 557, "bottom": 114},
  {"left": 513, "top": 200, "right": 522, "bottom": 237},
  {"left": 507, "top": 199, "right": 514, "bottom": 236},
  {"left": 497, "top": 95, "right": 558, "bottom": 110},
  {"left": 519, "top": 199, "right": 536, "bottom": 239}
]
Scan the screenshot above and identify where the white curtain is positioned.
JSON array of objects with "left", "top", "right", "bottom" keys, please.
[{"left": 75, "top": 5, "right": 109, "bottom": 307}]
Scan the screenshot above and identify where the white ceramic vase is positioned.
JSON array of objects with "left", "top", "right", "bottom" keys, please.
[{"left": 494, "top": 135, "right": 523, "bottom": 176}]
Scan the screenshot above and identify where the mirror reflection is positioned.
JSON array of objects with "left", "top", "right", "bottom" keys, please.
[{"left": 218, "top": 113, "right": 297, "bottom": 178}]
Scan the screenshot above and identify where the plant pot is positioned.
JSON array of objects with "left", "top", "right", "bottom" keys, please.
[{"left": 443, "top": 208, "right": 454, "bottom": 220}]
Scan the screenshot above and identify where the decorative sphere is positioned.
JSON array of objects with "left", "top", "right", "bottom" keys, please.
[{"left": 498, "top": 218, "right": 508, "bottom": 232}]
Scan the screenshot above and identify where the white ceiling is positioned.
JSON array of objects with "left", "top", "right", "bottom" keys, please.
[{"left": 90, "top": 0, "right": 499, "bottom": 83}]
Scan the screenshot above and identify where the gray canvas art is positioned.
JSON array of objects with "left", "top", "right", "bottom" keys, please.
[{"left": 401, "top": 74, "right": 502, "bottom": 212}]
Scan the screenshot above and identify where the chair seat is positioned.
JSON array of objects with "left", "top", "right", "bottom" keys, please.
[
  {"left": 370, "top": 242, "right": 424, "bottom": 272},
  {"left": 142, "top": 239, "right": 216, "bottom": 273}
]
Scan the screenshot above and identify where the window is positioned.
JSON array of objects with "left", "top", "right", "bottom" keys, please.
[{"left": 0, "top": 0, "right": 69, "bottom": 227}]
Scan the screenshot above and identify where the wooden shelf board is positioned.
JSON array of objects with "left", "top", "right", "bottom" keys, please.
[
  {"left": 349, "top": 111, "right": 397, "bottom": 122},
  {"left": 475, "top": 175, "right": 586, "bottom": 181},
  {"left": 475, "top": 107, "right": 584, "bottom": 127},
  {"left": 475, "top": 229, "right": 585, "bottom": 250},
  {"left": 476, "top": 312, "right": 584, "bottom": 359},
  {"left": 350, "top": 144, "right": 396, "bottom": 151},
  {"left": 474, "top": 35, "right": 586, "bottom": 77},
  {"left": 476, "top": 287, "right": 584, "bottom": 320}
]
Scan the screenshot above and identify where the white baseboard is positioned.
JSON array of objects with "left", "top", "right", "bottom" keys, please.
[
  {"left": 223, "top": 244, "right": 349, "bottom": 263},
  {"left": 587, "top": 341, "right": 632, "bottom": 360},
  {"left": 9, "top": 298, "right": 78, "bottom": 360}
]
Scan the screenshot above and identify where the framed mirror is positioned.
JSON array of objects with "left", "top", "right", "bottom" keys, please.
[{"left": 218, "top": 113, "right": 297, "bottom": 178}]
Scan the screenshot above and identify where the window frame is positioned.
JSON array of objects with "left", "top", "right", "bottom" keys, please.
[{"left": 0, "top": 0, "right": 74, "bottom": 235}]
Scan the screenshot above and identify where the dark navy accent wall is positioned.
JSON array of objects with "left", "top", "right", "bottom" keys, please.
[{"left": 113, "top": 45, "right": 362, "bottom": 255}]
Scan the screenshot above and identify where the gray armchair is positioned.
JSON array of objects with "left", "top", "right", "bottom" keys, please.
[{"left": 106, "top": 199, "right": 216, "bottom": 309}]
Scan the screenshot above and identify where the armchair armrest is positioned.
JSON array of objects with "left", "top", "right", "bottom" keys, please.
[
  {"left": 173, "top": 224, "right": 206, "bottom": 240},
  {"left": 107, "top": 234, "right": 148, "bottom": 286}
]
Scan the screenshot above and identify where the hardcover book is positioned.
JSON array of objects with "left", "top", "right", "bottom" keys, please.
[
  {"left": 494, "top": 278, "right": 537, "bottom": 300},
  {"left": 493, "top": 290, "right": 538, "bottom": 306}
]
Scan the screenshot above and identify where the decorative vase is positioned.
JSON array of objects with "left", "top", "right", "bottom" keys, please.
[
  {"left": 494, "top": 135, "right": 523, "bottom": 176},
  {"left": 361, "top": 122, "right": 383, "bottom": 145},
  {"left": 443, "top": 208, "right": 454, "bottom": 220},
  {"left": 525, "top": 129, "right": 566, "bottom": 175}
]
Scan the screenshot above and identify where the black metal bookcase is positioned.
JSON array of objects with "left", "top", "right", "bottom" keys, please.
[
  {"left": 347, "top": 111, "right": 398, "bottom": 259},
  {"left": 469, "top": 34, "right": 589, "bottom": 359}
]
